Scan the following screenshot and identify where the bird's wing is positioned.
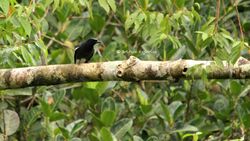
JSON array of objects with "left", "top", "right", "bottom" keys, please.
[{"left": 74, "top": 46, "right": 79, "bottom": 51}]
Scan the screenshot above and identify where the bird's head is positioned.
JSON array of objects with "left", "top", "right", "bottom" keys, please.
[
  {"left": 86, "top": 38, "right": 101, "bottom": 47},
  {"left": 86, "top": 38, "right": 105, "bottom": 55}
]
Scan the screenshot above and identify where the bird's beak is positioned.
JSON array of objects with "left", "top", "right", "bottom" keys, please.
[
  {"left": 94, "top": 41, "right": 105, "bottom": 57},
  {"left": 97, "top": 41, "right": 105, "bottom": 46}
]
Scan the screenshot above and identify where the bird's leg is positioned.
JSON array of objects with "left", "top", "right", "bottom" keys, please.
[
  {"left": 76, "top": 59, "right": 81, "bottom": 65},
  {"left": 77, "top": 58, "right": 87, "bottom": 64}
]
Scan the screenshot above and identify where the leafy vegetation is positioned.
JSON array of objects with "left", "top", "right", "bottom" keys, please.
[{"left": 1, "top": 0, "right": 250, "bottom": 140}]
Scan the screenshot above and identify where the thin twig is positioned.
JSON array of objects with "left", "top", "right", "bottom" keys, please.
[
  {"left": 2, "top": 109, "right": 6, "bottom": 141},
  {"left": 221, "top": 0, "right": 227, "bottom": 14},
  {"left": 42, "top": 34, "right": 69, "bottom": 48},
  {"left": 27, "top": 87, "right": 37, "bottom": 109},
  {"left": 97, "top": 14, "right": 114, "bottom": 39},
  {"left": 108, "top": 22, "right": 122, "bottom": 26},
  {"left": 119, "top": 0, "right": 123, "bottom": 5},
  {"left": 134, "top": 0, "right": 142, "bottom": 9},
  {"left": 234, "top": 0, "right": 244, "bottom": 40},
  {"left": 113, "top": 14, "right": 123, "bottom": 25},
  {"left": 69, "top": 16, "right": 90, "bottom": 19},
  {"left": 46, "top": 32, "right": 60, "bottom": 48},
  {"left": 214, "top": 0, "right": 221, "bottom": 33},
  {"left": 45, "top": 22, "right": 66, "bottom": 48}
]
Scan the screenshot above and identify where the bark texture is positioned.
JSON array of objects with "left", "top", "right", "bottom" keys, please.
[{"left": 0, "top": 56, "right": 250, "bottom": 89}]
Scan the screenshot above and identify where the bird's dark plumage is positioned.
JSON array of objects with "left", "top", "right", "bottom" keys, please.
[{"left": 74, "top": 38, "right": 100, "bottom": 64}]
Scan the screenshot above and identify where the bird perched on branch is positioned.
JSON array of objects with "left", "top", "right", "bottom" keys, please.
[{"left": 74, "top": 38, "right": 104, "bottom": 64}]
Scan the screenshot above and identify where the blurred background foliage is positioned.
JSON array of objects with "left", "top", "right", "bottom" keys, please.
[{"left": 0, "top": 0, "right": 250, "bottom": 140}]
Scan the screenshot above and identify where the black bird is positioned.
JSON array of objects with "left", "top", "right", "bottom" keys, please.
[{"left": 74, "top": 38, "right": 102, "bottom": 64}]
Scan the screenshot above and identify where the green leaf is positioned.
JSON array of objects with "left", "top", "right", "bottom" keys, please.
[
  {"left": 140, "top": 105, "right": 152, "bottom": 114},
  {"left": 169, "top": 101, "right": 183, "bottom": 116},
  {"left": 22, "top": 107, "right": 41, "bottom": 128},
  {"left": 0, "top": 110, "right": 20, "bottom": 136},
  {"left": 39, "top": 100, "right": 52, "bottom": 117},
  {"left": 58, "top": 126, "right": 70, "bottom": 139},
  {"left": 230, "top": 44, "right": 241, "bottom": 64},
  {"left": 172, "top": 124, "right": 199, "bottom": 133},
  {"left": 107, "top": 0, "right": 116, "bottom": 12},
  {"left": 160, "top": 33, "right": 167, "bottom": 40},
  {"left": 0, "top": 134, "right": 3, "bottom": 140},
  {"left": 214, "top": 57, "right": 224, "bottom": 67},
  {"left": 83, "top": 0, "right": 93, "bottom": 18},
  {"left": 0, "top": 102, "right": 8, "bottom": 111},
  {"left": 19, "top": 17, "right": 32, "bottom": 36},
  {"left": 101, "top": 110, "right": 116, "bottom": 126},
  {"left": 96, "top": 82, "right": 109, "bottom": 96},
  {"left": 52, "top": 90, "right": 65, "bottom": 111},
  {"left": 221, "top": 32, "right": 233, "bottom": 41},
  {"left": 149, "top": 90, "right": 162, "bottom": 104},
  {"left": 216, "top": 48, "right": 230, "bottom": 60},
  {"left": 176, "top": 0, "right": 185, "bottom": 8},
  {"left": 85, "top": 82, "right": 99, "bottom": 89},
  {"left": 238, "top": 85, "right": 250, "bottom": 98},
  {"left": 98, "top": 0, "right": 110, "bottom": 13},
  {"left": 146, "top": 136, "right": 159, "bottom": 141},
  {"left": 184, "top": 35, "right": 199, "bottom": 56},
  {"left": 160, "top": 102, "right": 173, "bottom": 126},
  {"left": 71, "top": 138, "right": 82, "bottom": 141},
  {"left": 43, "top": 0, "right": 53, "bottom": 8},
  {"left": 173, "top": 104, "right": 185, "bottom": 120},
  {"left": 88, "top": 134, "right": 100, "bottom": 141},
  {"left": 191, "top": 7, "right": 201, "bottom": 22},
  {"left": 133, "top": 12, "right": 146, "bottom": 33},
  {"left": 73, "top": 86, "right": 99, "bottom": 104},
  {"left": 125, "top": 10, "right": 140, "bottom": 31},
  {"left": 21, "top": 46, "right": 36, "bottom": 66},
  {"left": 101, "top": 127, "right": 114, "bottom": 141},
  {"left": 35, "top": 39, "right": 48, "bottom": 64},
  {"left": 89, "top": 13, "right": 105, "bottom": 32},
  {"left": 52, "top": 0, "right": 60, "bottom": 12},
  {"left": 112, "top": 118, "right": 133, "bottom": 139},
  {"left": 133, "top": 136, "right": 144, "bottom": 141},
  {"left": 91, "top": 112, "right": 105, "bottom": 127},
  {"left": 243, "top": 22, "right": 250, "bottom": 31},
  {"left": 236, "top": 103, "right": 250, "bottom": 128},
  {"left": 213, "top": 95, "right": 229, "bottom": 117},
  {"left": 230, "top": 81, "right": 241, "bottom": 96},
  {"left": 66, "top": 119, "right": 86, "bottom": 135},
  {"left": 136, "top": 87, "right": 148, "bottom": 105},
  {"left": 65, "top": 20, "right": 84, "bottom": 41},
  {"left": 202, "top": 32, "right": 209, "bottom": 41},
  {"left": 55, "top": 4, "right": 70, "bottom": 22},
  {"left": 102, "top": 97, "right": 116, "bottom": 112},
  {"left": 139, "top": 0, "right": 149, "bottom": 10},
  {"left": 49, "top": 112, "right": 67, "bottom": 121},
  {"left": 182, "top": 132, "right": 202, "bottom": 141},
  {"left": 241, "top": 113, "right": 250, "bottom": 129},
  {"left": 167, "top": 35, "right": 181, "bottom": 48},
  {"left": 0, "top": 0, "right": 9, "bottom": 16}
]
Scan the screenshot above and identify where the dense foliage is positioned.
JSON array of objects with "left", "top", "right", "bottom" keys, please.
[{"left": 0, "top": 0, "right": 250, "bottom": 140}]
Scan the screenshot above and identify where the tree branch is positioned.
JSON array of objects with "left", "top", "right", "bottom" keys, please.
[{"left": 0, "top": 56, "right": 250, "bottom": 89}]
